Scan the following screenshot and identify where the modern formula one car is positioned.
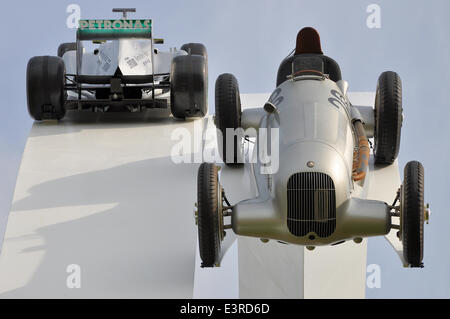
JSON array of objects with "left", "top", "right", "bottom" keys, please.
[
  {"left": 26, "top": 8, "right": 208, "bottom": 121},
  {"left": 196, "top": 27, "right": 430, "bottom": 268}
]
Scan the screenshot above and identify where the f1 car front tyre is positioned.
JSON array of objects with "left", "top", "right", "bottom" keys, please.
[
  {"left": 374, "top": 71, "right": 402, "bottom": 164},
  {"left": 170, "top": 55, "right": 208, "bottom": 119},
  {"left": 197, "top": 163, "right": 222, "bottom": 267},
  {"left": 57, "top": 42, "right": 77, "bottom": 58},
  {"left": 180, "top": 43, "right": 208, "bottom": 61},
  {"left": 26, "top": 56, "right": 66, "bottom": 121},
  {"left": 401, "top": 161, "right": 424, "bottom": 267},
  {"left": 215, "top": 73, "right": 244, "bottom": 166}
]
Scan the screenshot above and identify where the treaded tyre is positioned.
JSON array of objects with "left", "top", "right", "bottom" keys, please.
[
  {"left": 401, "top": 161, "right": 424, "bottom": 267},
  {"left": 197, "top": 162, "right": 222, "bottom": 267},
  {"left": 374, "top": 71, "right": 402, "bottom": 164},
  {"left": 26, "top": 56, "right": 66, "bottom": 121},
  {"left": 181, "top": 43, "right": 208, "bottom": 61},
  {"left": 170, "top": 55, "right": 208, "bottom": 119},
  {"left": 57, "top": 42, "right": 77, "bottom": 58},
  {"left": 215, "top": 73, "right": 243, "bottom": 166}
]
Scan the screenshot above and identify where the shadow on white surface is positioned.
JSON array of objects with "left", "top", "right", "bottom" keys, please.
[{"left": 0, "top": 110, "right": 202, "bottom": 298}]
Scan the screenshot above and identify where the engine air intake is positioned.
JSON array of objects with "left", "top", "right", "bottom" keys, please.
[{"left": 287, "top": 172, "right": 336, "bottom": 237}]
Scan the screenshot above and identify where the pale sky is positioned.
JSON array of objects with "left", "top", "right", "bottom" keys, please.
[{"left": 0, "top": 0, "right": 449, "bottom": 298}]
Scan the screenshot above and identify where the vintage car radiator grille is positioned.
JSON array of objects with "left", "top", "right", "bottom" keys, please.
[{"left": 287, "top": 172, "right": 336, "bottom": 237}]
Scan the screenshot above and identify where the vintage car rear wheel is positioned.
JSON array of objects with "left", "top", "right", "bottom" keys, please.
[
  {"left": 197, "top": 163, "right": 222, "bottom": 267},
  {"left": 170, "top": 55, "right": 208, "bottom": 119},
  {"left": 374, "top": 71, "right": 402, "bottom": 164},
  {"left": 215, "top": 73, "right": 244, "bottom": 166},
  {"left": 26, "top": 56, "right": 66, "bottom": 121},
  {"left": 401, "top": 161, "right": 424, "bottom": 267}
]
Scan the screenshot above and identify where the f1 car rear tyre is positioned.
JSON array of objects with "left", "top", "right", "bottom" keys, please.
[
  {"left": 215, "top": 73, "right": 244, "bottom": 166},
  {"left": 26, "top": 56, "right": 66, "bottom": 121},
  {"left": 170, "top": 55, "right": 208, "bottom": 119},
  {"left": 197, "top": 163, "right": 222, "bottom": 267},
  {"left": 401, "top": 161, "right": 424, "bottom": 267},
  {"left": 180, "top": 43, "right": 208, "bottom": 61},
  {"left": 374, "top": 71, "right": 402, "bottom": 164},
  {"left": 57, "top": 42, "right": 77, "bottom": 58}
]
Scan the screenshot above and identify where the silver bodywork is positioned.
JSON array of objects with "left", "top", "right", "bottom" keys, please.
[
  {"left": 62, "top": 39, "right": 187, "bottom": 101},
  {"left": 232, "top": 75, "right": 392, "bottom": 246}
]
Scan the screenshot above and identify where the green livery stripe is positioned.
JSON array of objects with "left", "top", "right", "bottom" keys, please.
[{"left": 78, "top": 19, "right": 152, "bottom": 36}]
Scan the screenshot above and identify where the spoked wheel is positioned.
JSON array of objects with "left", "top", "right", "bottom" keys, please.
[
  {"left": 196, "top": 163, "right": 232, "bottom": 267},
  {"left": 392, "top": 161, "right": 428, "bottom": 267}
]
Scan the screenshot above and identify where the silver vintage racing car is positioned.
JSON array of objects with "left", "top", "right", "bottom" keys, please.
[
  {"left": 26, "top": 8, "right": 208, "bottom": 120},
  {"left": 196, "top": 27, "right": 429, "bottom": 268}
]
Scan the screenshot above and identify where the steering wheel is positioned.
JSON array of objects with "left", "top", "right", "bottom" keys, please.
[{"left": 292, "top": 69, "right": 324, "bottom": 77}]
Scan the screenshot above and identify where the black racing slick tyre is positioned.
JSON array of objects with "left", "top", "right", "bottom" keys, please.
[
  {"left": 57, "top": 42, "right": 77, "bottom": 58},
  {"left": 181, "top": 43, "right": 208, "bottom": 82},
  {"left": 170, "top": 55, "right": 208, "bottom": 119},
  {"left": 181, "top": 43, "right": 208, "bottom": 61},
  {"left": 401, "top": 161, "right": 425, "bottom": 268},
  {"left": 374, "top": 71, "right": 403, "bottom": 164},
  {"left": 197, "top": 163, "right": 222, "bottom": 267},
  {"left": 215, "top": 73, "right": 243, "bottom": 166},
  {"left": 26, "top": 56, "right": 66, "bottom": 121}
]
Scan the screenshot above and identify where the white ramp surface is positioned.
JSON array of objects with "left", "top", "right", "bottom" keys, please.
[{"left": 0, "top": 110, "right": 201, "bottom": 298}]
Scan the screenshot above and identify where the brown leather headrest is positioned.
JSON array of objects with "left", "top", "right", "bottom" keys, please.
[{"left": 295, "top": 27, "right": 323, "bottom": 55}]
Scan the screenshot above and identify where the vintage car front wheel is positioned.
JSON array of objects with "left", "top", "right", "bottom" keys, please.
[
  {"left": 197, "top": 162, "right": 223, "bottom": 267},
  {"left": 401, "top": 161, "right": 425, "bottom": 267}
]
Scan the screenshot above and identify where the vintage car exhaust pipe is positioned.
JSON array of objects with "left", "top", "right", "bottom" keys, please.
[{"left": 352, "top": 119, "right": 370, "bottom": 181}]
